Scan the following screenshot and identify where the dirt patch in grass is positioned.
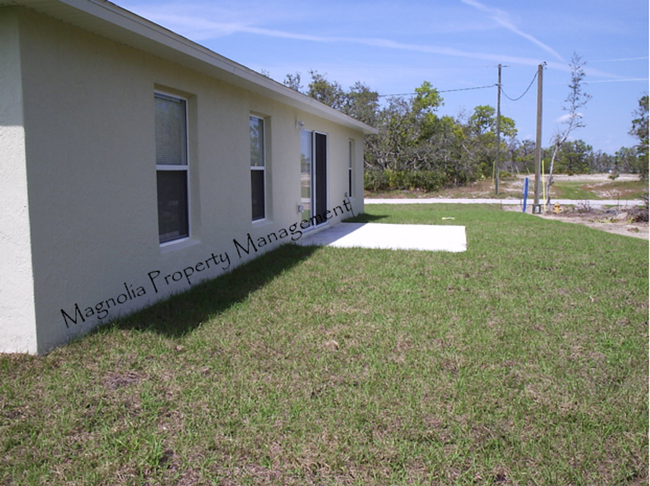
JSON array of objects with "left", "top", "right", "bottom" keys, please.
[
  {"left": 104, "top": 371, "right": 144, "bottom": 390},
  {"left": 581, "top": 181, "right": 647, "bottom": 200},
  {"left": 504, "top": 203, "right": 649, "bottom": 240},
  {"left": 546, "top": 173, "right": 641, "bottom": 182}
]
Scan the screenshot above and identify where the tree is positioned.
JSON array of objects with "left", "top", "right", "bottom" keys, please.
[
  {"left": 630, "top": 95, "right": 648, "bottom": 146},
  {"left": 462, "top": 105, "right": 517, "bottom": 177},
  {"left": 342, "top": 81, "right": 380, "bottom": 126},
  {"left": 306, "top": 71, "right": 345, "bottom": 111},
  {"left": 364, "top": 82, "right": 446, "bottom": 172},
  {"left": 283, "top": 72, "right": 303, "bottom": 92},
  {"left": 589, "top": 149, "right": 614, "bottom": 174},
  {"left": 610, "top": 147, "right": 631, "bottom": 174},
  {"left": 467, "top": 105, "right": 517, "bottom": 138},
  {"left": 629, "top": 94, "right": 649, "bottom": 180},
  {"left": 555, "top": 140, "right": 592, "bottom": 175},
  {"left": 368, "top": 95, "right": 414, "bottom": 171},
  {"left": 468, "top": 105, "right": 494, "bottom": 136},
  {"left": 545, "top": 53, "right": 592, "bottom": 209},
  {"left": 507, "top": 139, "right": 536, "bottom": 174}
]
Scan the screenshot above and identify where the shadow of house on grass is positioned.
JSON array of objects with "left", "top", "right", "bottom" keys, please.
[
  {"left": 343, "top": 213, "right": 388, "bottom": 223},
  {"left": 110, "top": 244, "right": 319, "bottom": 338}
]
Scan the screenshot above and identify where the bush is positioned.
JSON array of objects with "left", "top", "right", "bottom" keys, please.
[
  {"left": 364, "top": 169, "right": 446, "bottom": 192},
  {"left": 364, "top": 170, "right": 390, "bottom": 191},
  {"left": 631, "top": 195, "right": 649, "bottom": 222}
]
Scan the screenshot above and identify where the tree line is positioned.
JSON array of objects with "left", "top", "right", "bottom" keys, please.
[{"left": 280, "top": 70, "right": 648, "bottom": 191}]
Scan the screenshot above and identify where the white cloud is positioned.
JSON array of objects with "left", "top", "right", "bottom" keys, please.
[
  {"left": 554, "top": 113, "right": 583, "bottom": 123},
  {"left": 459, "top": 0, "right": 565, "bottom": 62},
  {"left": 125, "top": 2, "right": 623, "bottom": 79},
  {"left": 131, "top": 7, "right": 562, "bottom": 69},
  {"left": 589, "top": 57, "right": 649, "bottom": 63},
  {"left": 586, "top": 78, "right": 649, "bottom": 84}
]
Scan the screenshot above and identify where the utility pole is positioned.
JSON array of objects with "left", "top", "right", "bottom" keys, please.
[
  {"left": 494, "top": 64, "right": 502, "bottom": 195},
  {"left": 533, "top": 63, "right": 545, "bottom": 214}
]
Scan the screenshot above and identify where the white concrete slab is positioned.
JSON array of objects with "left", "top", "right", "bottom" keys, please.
[{"left": 298, "top": 223, "right": 467, "bottom": 252}]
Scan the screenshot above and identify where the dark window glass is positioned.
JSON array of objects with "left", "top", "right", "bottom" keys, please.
[
  {"left": 157, "top": 171, "right": 189, "bottom": 244},
  {"left": 314, "top": 132, "right": 327, "bottom": 218},
  {"left": 348, "top": 140, "right": 353, "bottom": 197},
  {"left": 349, "top": 170, "right": 353, "bottom": 198},
  {"left": 251, "top": 170, "right": 265, "bottom": 221}
]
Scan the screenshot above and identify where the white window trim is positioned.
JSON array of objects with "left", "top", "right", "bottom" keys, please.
[
  {"left": 250, "top": 115, "right": 267, "bottom": 223},
  {"left": 155, "top": 90, "right": 191, "bottom": 248}
]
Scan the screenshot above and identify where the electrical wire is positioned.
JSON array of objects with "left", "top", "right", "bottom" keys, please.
[
  {"left": 377, "top": 66, "right": 540, "bottom": 102},
  {"left": 501, "top": 71, "right": 537, "bottom": 102},
  {"left": 378, "top": 84, "right": 496, "bottom": 98}
]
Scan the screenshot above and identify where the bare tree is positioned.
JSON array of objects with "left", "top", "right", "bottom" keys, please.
[
  {"left": 545, "top": 53, "right": 592, "bottom": 210},
  {"left": 283, "top": 72, "right": 303, "bottom": 92}
]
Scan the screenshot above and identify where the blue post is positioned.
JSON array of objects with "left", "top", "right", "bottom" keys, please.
[{"left": 522, "top": 177, "right": 529, "bottom": 213}]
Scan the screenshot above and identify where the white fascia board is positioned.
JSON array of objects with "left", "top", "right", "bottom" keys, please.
[{"left": 1, "top": 0, "right": 377, "bottom": 134}]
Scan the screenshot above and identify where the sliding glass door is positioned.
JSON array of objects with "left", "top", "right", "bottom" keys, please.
[{"left": 300, "top": 130, "right": 327, "bottom": 228}]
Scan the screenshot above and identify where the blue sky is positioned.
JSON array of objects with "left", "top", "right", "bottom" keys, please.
[{"left": 115, "top": 0, "right": 648, "bottom": 155}]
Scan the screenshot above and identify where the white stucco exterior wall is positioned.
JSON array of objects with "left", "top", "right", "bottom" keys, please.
[
  {"left": 0, "top": 11, "right": 38, "bottom": 353},
  {"left": 1, "top": 7, "right": 369, "bottom": 353}
]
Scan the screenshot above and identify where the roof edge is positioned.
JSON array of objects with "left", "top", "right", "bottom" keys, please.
[{"left": 1, "top": 0, "right": 377, "bottom": 134}]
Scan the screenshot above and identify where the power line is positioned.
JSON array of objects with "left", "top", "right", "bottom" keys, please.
[
  {"left": 501, "top": 70, "right": 538, "bottom": 102},
  {"left": 441, "top": 84, "right": 497, "bottom": 94},
  {"left": 378, "top": 84, "right": 496, "bottom": 98}
]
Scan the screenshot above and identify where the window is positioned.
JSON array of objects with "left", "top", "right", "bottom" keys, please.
[
  {"left": 250, "top": 115, "right": 266, "bottom": 221},
  {"left": 348, "top": 139, "right": 354, "bottom": 198},
  {"left": 155, "top": 92, "right": 189, "bottom": 244}
]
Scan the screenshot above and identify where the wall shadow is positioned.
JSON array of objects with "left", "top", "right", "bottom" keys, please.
[
  {"left": 111, "top": 243, "right": 319, "bottom": 338},
  {"left": 343, "top": 213, "right": 388, "bottom": 223}
]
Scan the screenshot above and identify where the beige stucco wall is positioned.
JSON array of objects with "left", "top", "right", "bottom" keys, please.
[
  {"left": 3, "top": 8, "right": 366, "bottom": 353},
  {"left": 0, "top": 12, "right": 38, "bottom": 353}
]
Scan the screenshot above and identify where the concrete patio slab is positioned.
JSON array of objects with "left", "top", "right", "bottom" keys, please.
[{"left": 298, "top": 223, "right": 467, "bottom": 252}]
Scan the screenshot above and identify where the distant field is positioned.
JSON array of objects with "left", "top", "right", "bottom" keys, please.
[
  {"left": 366, "top": 173, "right": 648, "bottom": 201},
  {"left": 550, "top": 179, "right": 648, "bottom": 200},
  {"left": 1, "top": 205, "right": 648, "bottom": 485}
]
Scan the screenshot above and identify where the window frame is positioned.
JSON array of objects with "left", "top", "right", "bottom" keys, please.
[
  {"left": 154, "top": 91, "right": 191, "bottom": 246},
  {"left": 348, "top": 139, "right": 354, "bottom": 198},
  {"left": 250, "top": 115, "right": 267, "bottom": 222}
]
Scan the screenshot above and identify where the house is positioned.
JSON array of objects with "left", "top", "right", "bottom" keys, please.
[{"left": 0, "top": 0, "right": 376, "bottom": 354}]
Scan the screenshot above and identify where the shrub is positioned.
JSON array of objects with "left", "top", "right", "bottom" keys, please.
[{"left": 364, "top": 169, "right": 446, "bottom": 192}]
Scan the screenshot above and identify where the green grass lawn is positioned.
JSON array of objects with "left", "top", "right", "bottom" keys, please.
[{"left": 1, "top": 205, "right": 648, "bottom": 485}]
